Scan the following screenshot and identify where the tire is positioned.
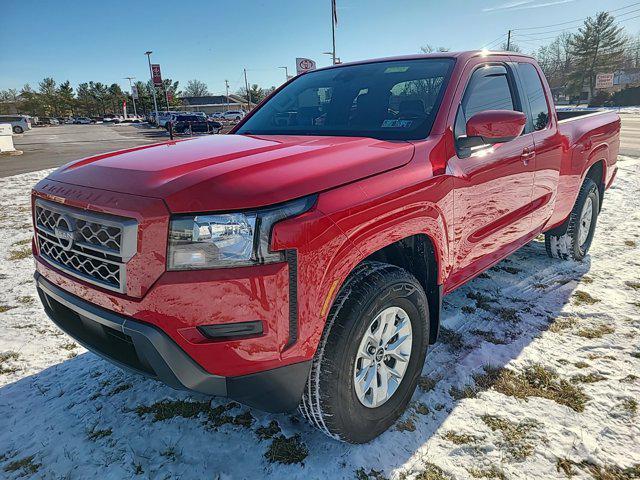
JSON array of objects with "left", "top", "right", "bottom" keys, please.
[
  {"left": 300, "top": 261, "right": 429, "bottom": 443},
  {"left": 545, "top": 177, "right": 600, "bottom": 261},
  {"left": 13, "top": 126, "right": 23, "bottom": 134}
]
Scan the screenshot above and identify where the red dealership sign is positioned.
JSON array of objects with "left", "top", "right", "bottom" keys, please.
[{"left": 151, "top": 64, "right": 163, "bottom": 86}]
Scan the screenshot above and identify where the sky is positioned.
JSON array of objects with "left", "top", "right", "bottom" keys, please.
[{"left": 1, "top": 0, "right": 639, "bottom": 95}]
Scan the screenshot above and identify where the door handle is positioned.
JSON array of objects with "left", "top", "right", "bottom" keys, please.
[{"left": 521, "top": 147, "right": 536, "bottom": 166}]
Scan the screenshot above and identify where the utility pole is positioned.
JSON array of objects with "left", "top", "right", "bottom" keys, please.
[
  {"left": 124, "top": 77, "right": 138, "bottom": 118},
  {"left": 506, "top": 30, "right": 511, "bottom": 51},
  {"left": 243, "top": 68, "right": 251, "bottom": 111},
  {"left": 225, "top": 79, "right": 229, "bottom": 112},
  {"left": 278, "top": 66, "right": 289, "bottom": 82},
  {"left": 331, "top": 0, "right": 337, "bottom": 65},
  {"left": 144, "top": 51, "right": 160, "bottom": 124}
]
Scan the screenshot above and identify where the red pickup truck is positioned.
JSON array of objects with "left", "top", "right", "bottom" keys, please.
[{"left": 32, "top": 51, "right": 619, "bottom": 443}]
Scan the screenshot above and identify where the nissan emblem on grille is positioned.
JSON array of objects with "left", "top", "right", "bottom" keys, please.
[
  {"left": 34, "top": 198, "right": 138, "bottom": 293},
  {"left": 53, "top": 214, "right": 77, "bottom": 251}
]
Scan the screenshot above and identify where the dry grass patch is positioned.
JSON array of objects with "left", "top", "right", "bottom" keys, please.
[
  {"left": 474, "top": 364, "right": 589, "bottom": 412},
  {"left": 3, "top": 455, "right": 41, "bottom": 476},
  {"left": 414, "top": 463, "right": 452, "bottom": 480},
  {"left": 466, "top": 291, "right": 494, "bottom": 311},
  {"left": 556, "top": 459, "right": 640, "bottom": 479},
  {"left": 573, "top": 290, "right": 599, "bottom": 305},
  {"left": 418, "top": 375, "right": 439, "bottom": 392},
  {"left": 439, "top": 327, "right": 465, "bottom": 350},
  {"left": 87, "top": 427, "right": 112, "bottom": 441},
  {"left": 255, "top": 420, "right": 281, "bottom": 440},
  {"left": 449, "top": 385, "right": 477, "bottom": 400},
  {"left": 574, "top": 361, "right": 590, "bottom": 369},
  {"left": 625, "top": 240, "right": 637, "bottom": 247},
  {"left": 471, "top": 329, "right": 507, "bottom": 345},
  {"left": 264, "top": 435, "right": 308, "bottom": 465},
  {"left": 0, "top": 351, "right": 20, "bottom": 375},
  {"left": 481, "top": 415, "right": 539, "bottom": 460},
  {"left": 396, "top": 418, "right": 416, "bottom": 432},
  {"left": 0, "top": 305, "right": 16, "bottom": 313},
  {"left": 620, "top": 398, "right": 637, "bottom": 416},
  {"left": 625, "top": 281, "right": 640, "bottom": 290},
  {"left": 621, "top": 374, "right": 638, "bottom": 384},
  {"left": 355, "top": 468, "right": 387, "bottom": 480},
  {"left": 571, "top": 373, "right": 607, "bottom": 384},
  {"left": 442, "top": 431, "right": 481, "bottom": 445},
  {"left": 581, "top": 275, "right": 594, "bottom": 284},
  {"left": 577, "top": 324, "right": 615, "bottom": 339},
  {"left": 468, "top": 466, "right": 507, "bottom": 479},
  {"left": 8, "top": 247, "right": 31, "bottom": 261}
]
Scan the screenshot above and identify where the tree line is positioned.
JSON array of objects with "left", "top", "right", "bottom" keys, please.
[{"left": 0, "top": 78, "right": 182, "bottom": 118}]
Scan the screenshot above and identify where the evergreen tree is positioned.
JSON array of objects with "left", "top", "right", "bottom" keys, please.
[
  {"left": 568, "top": 12, "right": 626, "bottom": 99},
  {"left": 183, "top": 79, "right": 210, "bottom": 97}
]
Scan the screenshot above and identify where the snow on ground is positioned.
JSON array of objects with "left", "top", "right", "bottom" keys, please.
[{"left": 0, "top": 160, "right": 639, "bottom": 479}]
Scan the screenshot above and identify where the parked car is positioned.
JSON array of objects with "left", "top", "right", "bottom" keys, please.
[
  {"left": 73, "top": 117, "right": 92, "bottom": 124},
  {"left": 38, "top": 117, "right": 60, "bottom": 126},
  {"left": 0, "top": 114, "right": 32, "bottom": 134},
  {"left": 157, "top": 111, "right": 184, "bottom": 128},
  {"left": 31, "top": 51, "right": 620, "bottom": 443},
  {"left": 209, "top": 112, "right": 224, "bottom": 120},
  {"left": 222, "top": 110, "right": 245, "bottom": 121},
  {"left": 171, "top": 114, "right": 222, "bottom": 134}
]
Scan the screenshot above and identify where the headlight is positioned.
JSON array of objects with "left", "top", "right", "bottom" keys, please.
[{"left": 167, "top": 196, "right": 316, "bottom": 270}]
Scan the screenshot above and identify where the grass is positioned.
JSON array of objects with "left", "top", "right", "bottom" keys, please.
[
  {"left": 631, "top": 352, "right": 640, "bottom": 359},
  {"left": 8, "top": 247, "right": 31, "bottom": 261},
  {"left": 87, "top": 427, "right": 112, "bottom": 441},
  {"left": 466, "top": 291, "right": 494, "bottom": 311},
  {"left": 474, "top": 364, "right": 590, "bottom": 412},
  {"left": 481, "top": 415, "right": 539, "bottom": 460},
  {"left": 471, "top": 329, "right": 507, "bottom": 345},
  {"left": 108, "top": 383, "right": 132, "bottom": 396},
  {"left": 576, "top": 324, "right": 615, "bottom": 339},
  {"left": 573, "top": 290, "right": 600, "bottom": 305},
  {"left": 414, "top": 402, "right": 430, "bottom": 415},
  {"left": 264, "top": 435, "right": 308, "bottom": 465},
  {"left": 461, "top": 305, "right": 476, "bottom": 314},
  {"left": 620, "top": 398, "right": 637, "bottom": 416},
  {"left": 574, "top": 361, "right": 590, "bottom": 369},
  {"left": 581, "top": 275, "right": 594, "bottom": 284},
  {"left": 0, "top": 351, "right": 20, "bottom": 375},
  {"left": 396, "top": 418, "right": 416, "bottom": 432},
  {"left": 449, "top": 385, "right": 477, "bottom": 400},
  {"left": 59, "top": 342, "right": 77, "bottom": 351},
  {"left": 621, "top": 374, "right": 638, "bottom": 383},
  {"left": 355, "top": 468, "right": 388, "bottom": 480},
  {"left": 418, "top": 375, "right": 438, "bottom": 392},
  {"left": 625, "top": 240, "right": 637, "bottom": 247},
  {"left": 255, "top": 420, "right": 281, "bottom": 440},
  {"left": 625, "top": 281, "right": 640, "bottom": 290},
  {"left": 468, "top": 466, "right": 507, "bottom": 479},
  {"left": 0, "top": 305, "right": 16, "bottom": 313},
  {"left": 3, "top": 455, "right": 41, "bottom": 476},
  {"left": 11, "top": 238, "right": 32, "bottom": 247},
  {"left": 442, "top": 431, "right": 481, "bottom": 445},
  {"left": 556, "top": 459, "right": 640, "bottom": 479},
  {"left": 136, "top": 399, "right": 223, "bottom": 422},
  {"left": 16, "top": 296, "right": 34, "bottom": 305},
  {"left": 414, "top": 463, "right": 452, "bottom": 480},
  {"left": 439, "top": 327, "right": 465, "bottom": 350},
  {"left": 571, "top": 373, "right": 606, "bottom": 384}
]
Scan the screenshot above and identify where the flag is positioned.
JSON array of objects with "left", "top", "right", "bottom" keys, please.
[{"left": 332, "top": 0, "right": 338, "bottom": 26}]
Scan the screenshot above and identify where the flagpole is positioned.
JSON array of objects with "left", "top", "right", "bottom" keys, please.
[{"left": 331, "top": 0, "right": 336, "bottom": 65}]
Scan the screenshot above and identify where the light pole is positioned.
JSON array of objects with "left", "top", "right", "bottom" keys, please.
[
  {"left": 144, "top": 51, "right": 160, "bottom": 124},
  {"left": 124, "top": 77, "right": 138, "bottom": 118},
  {"left": 278, "top": 66, "right": 289, "bottom": 82}
]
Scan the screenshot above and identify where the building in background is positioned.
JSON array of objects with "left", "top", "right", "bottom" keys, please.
[{"left": 179, "top": 95, "right": 247, "bottom": 114}]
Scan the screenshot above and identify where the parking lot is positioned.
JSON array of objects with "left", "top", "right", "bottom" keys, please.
[{"left": 2, "top": 115, "right": 639, "bottom": 179}]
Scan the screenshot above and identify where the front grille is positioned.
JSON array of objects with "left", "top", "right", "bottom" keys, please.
[{"left": 34, "top": 199, "right": 138, "bottom": 293}]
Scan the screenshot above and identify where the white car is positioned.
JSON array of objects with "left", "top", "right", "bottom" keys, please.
[
  {"left": 74, "top": 117, "right": 92, "bottom": 124},
  {"left": 222, "top": 110, "right": 246, "bottom": 121},
  {"left": 157, "top": 111, "right": 184, "bottom": 128},
  {"left": 0, "top": 115, "right": 32, "bottom": 134}
]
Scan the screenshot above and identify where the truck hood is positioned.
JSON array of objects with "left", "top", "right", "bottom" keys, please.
[{"left": 48, "top": 134, "right": 415, "bottom": 212}]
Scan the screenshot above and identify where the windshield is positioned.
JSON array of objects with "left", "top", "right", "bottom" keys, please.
[{"left": 237, "top": 58, "right": 454, "bottom": 140}]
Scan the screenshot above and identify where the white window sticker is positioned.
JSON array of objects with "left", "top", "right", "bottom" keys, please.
[{"left": 381, "top": 119, "right": 413, "bottom": 128}]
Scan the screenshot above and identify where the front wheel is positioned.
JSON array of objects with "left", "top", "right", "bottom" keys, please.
[
  {"left": 545, "top": 177, "right": 600, "bottom": 261},
  {"left": 13, "top": 126, "right": 23, "bottom": 134},
  {"left": 300, "top": 261, "right": 429, "bottom": 443}
]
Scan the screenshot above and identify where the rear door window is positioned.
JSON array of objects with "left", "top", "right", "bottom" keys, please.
[
  {"left": 518, "top": 63, "right": 550, "bottom": 131},
  {"left": 455, "top": 65, "right": 518, "bottom": 139}
]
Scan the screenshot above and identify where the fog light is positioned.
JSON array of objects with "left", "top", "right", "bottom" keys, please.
[{"left": 197, "top": 320, "right": 263, "bottom": 339}]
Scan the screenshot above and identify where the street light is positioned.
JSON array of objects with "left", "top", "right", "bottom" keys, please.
[
  {"left": 144, "top": 51, "right": 160, "bottom": 124},
  {"left": 322, "top": 52, "right": 340, "bottom": 64},
  {"left": 278, "top": 66, "right": 289, "bottom": 82},
  {"left": 124, "top": 76, "right": 138, "bottom": 118}
]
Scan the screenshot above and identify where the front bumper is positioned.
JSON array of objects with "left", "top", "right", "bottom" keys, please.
[{"left": 36, "top": 273, "right": 310, "bottom": 413}]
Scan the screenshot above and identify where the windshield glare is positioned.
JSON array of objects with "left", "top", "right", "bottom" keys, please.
[{"left": 237, "top": 58, "right": 454, "bottom": 140}]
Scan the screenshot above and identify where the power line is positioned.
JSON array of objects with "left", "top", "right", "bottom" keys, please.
[{"left": 512, "top": 1, "right": 640, "bottom": 31}]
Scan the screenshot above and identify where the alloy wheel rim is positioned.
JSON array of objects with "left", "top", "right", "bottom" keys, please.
[
  {"left": 578, "top": 196, "right": 593, "bottom": 248},
  {"left": 353, "top": 306, "right": 413, "bottom": 408}
]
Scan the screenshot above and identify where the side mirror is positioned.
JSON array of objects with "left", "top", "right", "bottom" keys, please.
[{"left": 461, "top": 110, "right": 527, "bottom": 148}]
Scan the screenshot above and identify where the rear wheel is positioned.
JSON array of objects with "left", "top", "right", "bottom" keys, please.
[
  {"left": 545, "top": 177, "right": 600, "bottom": 261},
  {"left": 300, "top": 261, "right": 429, "bottom": 443},
  {"left": 13, "top": 126, "right": 23, "bottom": 134}
]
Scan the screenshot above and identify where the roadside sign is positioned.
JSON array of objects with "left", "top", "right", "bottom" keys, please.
[
  {"left": 151, "top": 64, "right": 163, "bottom": 86},
  {"left": 296, "top": 58, "right": 317, "bottom": 75},
  {"left": 131, "top": 85, "right": 138, "bottom": 99},
  {"left": 595, "top": 73, "right": 614, "bottom": 89}
]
